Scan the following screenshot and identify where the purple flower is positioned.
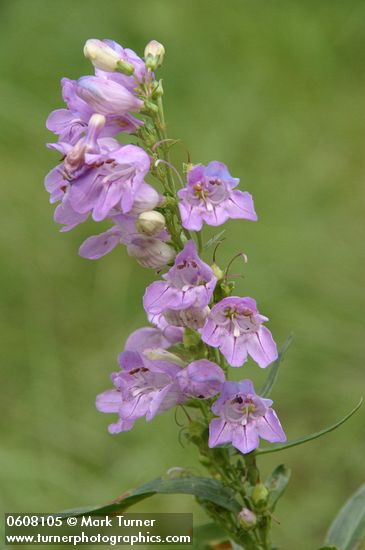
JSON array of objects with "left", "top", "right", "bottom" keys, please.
[
  {"left": 96, "top": 351, "right": 183, "bottom": 433},
  {"left": 68, "top": 143, "right": 151, "bottom": 221},
  {"left": 94, "top": 39, "right": 148, "bottom": 87},
  {"left": 125, "top": 325, "right": 183, "bottom": 353},
  {"left": 201, "top": 296, "right": 278, "bottom": 368},
  {"left": 79, "top": 214, "right": 175, "bottom": 269},
  {"left": 178, "top": 161, "right": 257, "bottom": 231},
  {"left": 76, "top": 75, "right": 143, "bottom": 117},
  {"left": 46, "top": 115, "right": 154, "bottom": 224},
  {"left": 46, "top": 77, "right": 141, "bottom": 145},
  {"left": 163, "top": 306, "right": 210, "bottom": 330},
  {"left": 143, "top": 240, "right": 217, "bottom": 315},
  {"left": 177, "top": 360, "right": 225, "bottom": 399},
  {"left": 208, "top": 379, "right": 286, "bottom": 454}
]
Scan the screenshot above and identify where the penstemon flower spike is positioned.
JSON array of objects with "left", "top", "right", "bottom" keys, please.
[{"left": 45, "top": 38, "right": 362, "bottom": 550}]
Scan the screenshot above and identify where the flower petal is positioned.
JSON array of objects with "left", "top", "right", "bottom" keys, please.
[
  {"left": 256, "top": 409, "right": 286, "bottom": 443},
  {"left": 220, "top": 335, "right": 248, "bottom": 367},
  {"left": 232, "top": 423, "right": 260, "bottom": 454},
  {"left": 246, "top": 326, "right": 278, "bottom": 368},
  {"left": 79, "top": 228, "right": 121, "bottom": 259}
]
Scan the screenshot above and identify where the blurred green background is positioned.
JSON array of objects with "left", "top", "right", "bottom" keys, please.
[{"left": 1, "top": 0, "right": 364, "bottom": 548}]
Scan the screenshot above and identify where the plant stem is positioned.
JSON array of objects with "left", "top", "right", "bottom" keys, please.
[{"left": 196, "top": 230, "right": 203, "bottom": 254}]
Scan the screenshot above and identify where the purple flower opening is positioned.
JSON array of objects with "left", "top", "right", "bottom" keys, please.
[
  {"left": 201, "top": 296, "right": 278, "bottom": 368},
  {"left": 96, "top": 351, "right": 184, "bottom": 433},
  {"left": 178, "top": 161, "right": 257, "bottom": 231},
  {"left": 143, "top": 240, "right": 217, "bottom": 315},
  {"left": 177, "top": 360, "right": 225, "bottom": 399},
  {"left": 208, "top": 379, "right": 286, "bottom": 454},
  {"left": 79, "top": 214, "right": 175, "bottom": 268},
  {"left": 46, "top": 77, "right": 142, "bottom": 146},
  {"left": 125, "top": 325, "right": 183, "bottom": 353}
]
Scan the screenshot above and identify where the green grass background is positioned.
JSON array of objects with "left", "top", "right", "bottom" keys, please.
[{"left": 1, "top": 1, "right": 364, "bottom": 548}]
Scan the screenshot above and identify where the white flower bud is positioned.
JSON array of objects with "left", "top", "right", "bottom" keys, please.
[
  {"left": 238, "top": 508, "right": 257, "bottom": 530},
  {"left": 136, "top": 211, "right": 166, "bottom": 236},
  {"left": 164, "top": 306, "right": 210, "bottom": 330},
  {"left": 127, "top": 237, "right": 175, "bottom": 269},
  {"left": 144, "top": 40, "right": 165, "bottom": 70},
  {"left": 84, "top": 39, "right": 121, "bottom": 71},
  {"left": 143, "top": 349, "right": 185, "bottom": 367}
]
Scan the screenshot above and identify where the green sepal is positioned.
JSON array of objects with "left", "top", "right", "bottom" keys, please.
[{"left": 184, "top": 327, "right": 202, "bottom": 348}]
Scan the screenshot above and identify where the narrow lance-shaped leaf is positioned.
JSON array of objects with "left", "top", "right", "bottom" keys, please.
[
  {"left": 265, "top": 464, "right": 291, "bottom": 510},
  {"left": 325, "top": 483, "right": 365, "bottom": 550},
  {"left": 256, "top": 398, "right": 363, "bottom": 456},
  {"left": 204, "top": 230, "right": 226, "bottom": 250},
  {"left": 60, "top": 476, "right": 241, "bottom": 518},
  {"left": 259, "top": 334, "right": 293, "bottom": 398}
]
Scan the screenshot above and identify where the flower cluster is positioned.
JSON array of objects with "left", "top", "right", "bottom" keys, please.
[{"left": 45, "top": 38, "right": 286, "bottom": 455}]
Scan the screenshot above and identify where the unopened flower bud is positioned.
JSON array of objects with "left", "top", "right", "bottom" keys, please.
[
  {"left": 83, "top": 39, "right": 124, "bottom": 73},
  {"left": 144, "top": 40, "right": 165, "bottom": 70},
  {"left": 77, "top": 76, "right": 143, "bottom": 115},
  {"left": 252, "top": 483, "right": 269, "bottom": 508},
  {"left": 136, "top": 211, "right": 166, "bottom": 236},
  {"left": 143, "top": 348, "right": 185, "bottom": 367},
  {"left": 130, "top": 184, "right": 161, "bottom": 216},
  {"left": 238, "top": 508, "right": 257, "bottom": 530},
  {"left": 183, "top": 162, "right": 194, "bottom": 175},
  {"left": 127, "top": 237, "right": 175, "bottom": 269},
  {"left": 211, "top": 263, "right": 224, "bottom": 280},
  {"left": 152, "top": 80, "right": 164, "bottom": 99},
  {"left": 165, "top": 306, "right": 210, "bottom": 331}
]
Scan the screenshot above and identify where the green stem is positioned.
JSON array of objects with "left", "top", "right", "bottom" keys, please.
[
  {"left": 196, "top": 231, "right": 203, "bottom": 254},
  {"left": 156, "top": 95, "right": 176, "bottom": 195}
]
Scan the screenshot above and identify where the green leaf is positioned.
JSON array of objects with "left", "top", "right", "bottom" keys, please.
[
  {"left": 259, "top": 334, "right": 293, "bottom": 398},
  {"left": 204, "top": 230, "right": 226, "bottom": 250},
  {"left": 193, "top": 523, "right": 229, "bottom": 549},
  {"left": 265, "top": 464, "right": 291, "bottom": 510},
  {"left": 317, "top": 547, "right": 339, "bottom": 550},
  {"left": 256, "top": 398, "right": 363, "bottom": 456},
  {"left": 325, "top": 483, "right": 365, "bottom": 550},
  {"left": 61, "top": 476, "right": 241, "bottom": 518}
]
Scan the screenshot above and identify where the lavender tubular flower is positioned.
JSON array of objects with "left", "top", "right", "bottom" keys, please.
[
  {"left": 163, "top": 306, "right": 210, "bottom": 330},
  {"left": 208, "top": 379, "right": 286, "bottom": 454},
  {"left": 84, "top": 39, "right": 133, "bottom": 73},
  {"left": 76, "top": 76, "right": 143, "bottom": 116},
  {"left": 178, "top": 161, "right": 257, "bottom": 231},
  {"left": 47, "top": 77, "right": 141, "bottom": 145},
  {"left": 47, "top": 136, "right": 153, "bottom": 225},
  {"left": 143, "top": 240, "right": 217, "bottom": 315},
  {"left": 79, "top": 214, "right": 175, "bottom": 268},
  {"left": 125, "top": 325, "right": 183, "bottom": 353},
  {"left": 177, "top": 360, "right": 225, "bottom": 399},
  {"left": 96, "top": 351, "right": 184, "bottom": 433},
  {"left": 69, "top": 144, "right": 151, "bottom": 221},
  {"left": 94, "top": 39, "right": 148, "bottom": 86},
  {"left": 201, "top": 296, "right": 278, "bottom": 368}
]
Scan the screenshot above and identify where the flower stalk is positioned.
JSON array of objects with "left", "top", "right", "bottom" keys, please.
[{"left": 44, "top": 37, "right": 360, "bottom": 550}]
